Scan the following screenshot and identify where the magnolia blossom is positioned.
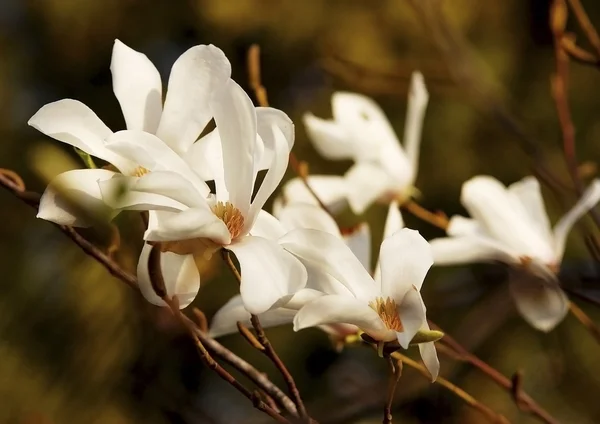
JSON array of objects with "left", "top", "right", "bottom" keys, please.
[
  {"left": 100, "top": 79, "right": 306, "bottom": 314},
  {"left": 277, "top": 72, "right": 428, "bottom": 214},
  {"left": 429, "top": 175, "right": 600, "bottom": 331},
  {"left": 209, "top": 202, "right": 371, "bottom": 338},
  {"left": 279, "top": 223, "right": 439, "bottom": 380}
]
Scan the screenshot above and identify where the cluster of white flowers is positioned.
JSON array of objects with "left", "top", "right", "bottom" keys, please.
[{"left": 31, "top": 41, "right": 600, "bottom": 384}]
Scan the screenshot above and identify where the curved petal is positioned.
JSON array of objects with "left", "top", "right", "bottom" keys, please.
[
  {"left": 37, "top": 169, "right": 117, "bottom": 226},
  {"left": 446, "top": 215, "right": 481, "bottom": 236},
  {"left": 344, "top": 163, "right": 393, "bottom": 214},
  {"left": 185, "top": 129, "right": 224, "bottom": 181},
  {"left": 280, "top": 229, "right": 378, "bottom": 301},
  {"left": 229, "top": 236, "right": 308, "bottom": 315},
  {"left": 379, "top": 229, "right": 432, "bottom": 301},
  {"left": 105, "top": 130, "right": 210, "bottom": 196},
  {"left": 156, "top": 44, "right": 231, "bottom": 154},
  {"left": 211, "top": 79, "right": 257, "bottom": 217},
  {"left": 417, "top": 323, "right": 439, "bottom": 381},
  {"left": 294, "top": 295, "right": 390, "bottom": 340},
  {"left": 281, "top": 176, "right": 349, "bottom": 213},
  {"left": 402, "top": 72, "right": 428, "bottom": 178},
  {"left": 508, "top": 273, "right": 569, "bottom": 332},
  {"left": 277, "top": 202, "right": 341, "bottom": 236},
  {"left": 508, "top": 177, "right": 553, "bottom": 246},
  {"left": 111, "top": 39, "right": 162, "bottom": 133},
  {"left": 137, "top": 243, "right": 200, "bottom": 308},
  {"left": 250, "top": 209, "right": 286, "bottom": 240},
  {"left": 374, "top": 201, "right": 405, "bottom": 284},
  {"left": 28, "top": 99, "right": 134, "bottom": 172},
  {"left": 396, "top": 288, "right": 427, "bottom": 348},
  {"left": 461, "top": 176, "right": 554, "bottom": 263},
  {"left": 144, "top": 207, "right": 231, "bottom": 245},
  {"left": 344, "top": 224, "right": 371, "bottom": 272},
  {"left": 553, "top": 179, "right": 600, "bottom": 260},
  {"left": 429, "top": 235, "right": 517, "bottom": 266},
  {"left": 256, "top": 107, "right": 295, "bottom": 169},
  {"left": 303, "top": 113, "right": 354, "bottom": 160}
]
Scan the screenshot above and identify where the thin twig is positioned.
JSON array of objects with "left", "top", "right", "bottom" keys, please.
[
  {"left": 383, "top": 357, "right": 402, "bottom": 424},
  {"left": 569, "top": 301, "right": 600, "bottom": 344},
  {"left": 561, "top": 35, "right": 600, "bottom": 66},
  {"left": 567, "top": 0, "right": 600, "bottom": 58},
  {"left": 223, "top": 251, "right": 311, "bottom": 422},
  {"left": 400, "top": 199, "right": 449, "bottom": 231}
]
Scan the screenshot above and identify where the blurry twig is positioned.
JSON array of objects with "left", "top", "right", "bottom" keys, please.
[
  {"left": 383, "top": 357, "right": 402, "bottom": 424},
  {"left": 223, "top": 251, "right": 311, "bottom": 422},
  {"left": 430, "top": 321, "right": 560, "bottom": 424},
  {"left": 400, "top": 199, "right": 449, "bottom": 231},
  {"left": 567, "top": 0, "right": 600, "bottom": 59},
  {"left": 247, "top": 44, "right": 334, "bottom": 218},
  {"left": 568, "top": 301, "right": 600, "bottom": 345}
]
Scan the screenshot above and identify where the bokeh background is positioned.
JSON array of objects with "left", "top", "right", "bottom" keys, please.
[{"left": 2, "top": 0, "right": 600, "bottom": 422}]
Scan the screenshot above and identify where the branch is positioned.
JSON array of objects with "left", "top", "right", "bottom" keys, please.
[
  {"left": 567, "top": 0, "right": 600, "bottom": 59},
  {"left": 383, "top": 357, "right": 402, "bottom": 424}
]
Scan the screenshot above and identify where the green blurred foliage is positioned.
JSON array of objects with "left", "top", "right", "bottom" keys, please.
[{"left": 2, "top": 0, "right": 600, "bottom": 423}]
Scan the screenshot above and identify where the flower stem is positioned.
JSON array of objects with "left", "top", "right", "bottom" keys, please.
[
  {"left": 569, "top": 301, "right": 600, "bottom": 345},
  {"left": 400, "top": 199, "right": 449, "bottom": 231}
]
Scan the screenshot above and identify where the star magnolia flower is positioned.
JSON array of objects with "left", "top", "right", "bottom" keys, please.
[
  {"left": 276, "top": 71, "right": 428, "bottom": 214},
  {"left": 209, "top": 201, "right": 372, "bottom": 338},
  {"left": 279, "top": 224, "right": 439, "bottom": 380},
  {"left": 100, "top": 79, "right": 306, "bottom": 314},
  {"left": 30, "top": 39, "right": 231, "bottom": 226},
  {"left": 429, "top": 175, "right": 600, "bottom": 332}
]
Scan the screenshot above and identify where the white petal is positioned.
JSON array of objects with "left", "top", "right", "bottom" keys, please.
[
  {"left": 429, "top": 235, "right": 517, "bottom": 266},
  {"left": 37, "top": 169, "right": 117, "bottom": 226},
  {"left": 418, "top": 338, "right": 439, "bottom": 382},
  {"left": 211, "top": 79, "right": 257, "bottom": 217},
  {"left": 402, "top": 71, "right": 428, "bottom": 178},
  {"left": 281, "top": 176, "right": 349, "bottom": 213},
  {"left": 246, "top": 121, "right": 291, "bottom": 229},
  {"left": 280, "top": 229, "right": 378, "bottom": 301},
  {"left": 461, "top": 176, "right": 554, "bottom": 263},
  {"left": 228, "top": 236, "right": 308, "bottom": 315},
  {"left": 111, "top": 39, "right": 162, "bottom": 133},
  {"left": 185, "top": 129, "right": 224, "bottom": 181},
  {"left": 343, "top": 223, "right": 371, "bottom": 272},
  {"left": 156, "top": 45, "right": 231, "bottom": 154},
  {"left": 144, "top": 207, "right": 231, "bottom": 245},
  {"left": 256, "top": 107, "right": 295, "bottom": 169},
  {"left": 379, "top": 229, "right": 432, "bottom": 301},
  {"left": 446, "top": 215, "right": 481, "bottom": 236},
  {"left": 105, "top": 130, "right": 209, "bottom": 196},
  {"left": 277, "top": 202, "right": 341, "bottom": 236},
  {"left": 345, "top": 163, "right": 393, "bottom": 214},
  {"left": 507, "top": 177, "right": 553, "bottom": 246},
  {"left": 250, "top": 209, "right": 286, "bottom": 240},
  {"left": 303, "top": 113, "right": 354, "bottom": 159},
  {"left": 374, "top": 201, "right": 404, "bottom": 284},
  {"left": 396, "top": 287, "right": 427, "bottom": 348},
  {"left": 376, "top": 137, "right": 414, "bottom": 192},
  {"left": 553, "top": 179, "right": 600, "bottom": 260},
  {"left": 294, "top": 295, "right": 390, "bottom": 339},
  {"left": 28, "top": 100, "right": 133, "bottom": 171},
  {"left": 508, "top": 273, "right": 569, "bottom": 332},
  {"left": 137, "top": 243, "right": 200, "bottom": 308}
]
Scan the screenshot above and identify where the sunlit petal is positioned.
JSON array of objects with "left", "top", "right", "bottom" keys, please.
[{"left": 277, "top": 202, "right": 341, "bottom": 236}]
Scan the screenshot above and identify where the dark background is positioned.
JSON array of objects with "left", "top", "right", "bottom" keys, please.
[{"left": 2, "top": 0, "right": 600, "bottom": 422}]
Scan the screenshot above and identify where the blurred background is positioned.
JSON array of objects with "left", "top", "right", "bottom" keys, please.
[{"left": 2, "top": 0, "right": 600, "bottom": 422}]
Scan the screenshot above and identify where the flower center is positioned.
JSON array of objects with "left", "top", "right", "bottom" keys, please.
[
  {"left": 132, "top": 166, "right": 149, "bottom": 177},
  {"left": 211, "top": 201, "right": 245, "bottom": 240},
  {"left": 369, "top": 296, "right": 403, "bottom": 332}
]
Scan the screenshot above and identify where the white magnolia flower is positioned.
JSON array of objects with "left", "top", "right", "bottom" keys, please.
[
  {"left": 280, "top": 225, "right": 439, "bottom": 380},
  {"left": 209, "top": 202, "right": 372, "bottom": 338},
  {"left": 429, "top": 175, "right": 600, "bottom": 331},
  {"left": 31, "top": 39, "right": 231, "bottom": 227},
  {"left": 277, "top": 72, "right": 428, "bottom": 214},
  {"left": 100, "top": 79, "right": 306, "bottom": 314}
]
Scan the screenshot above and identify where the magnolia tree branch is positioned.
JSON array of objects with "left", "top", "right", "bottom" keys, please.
[
  {"left": 383, "top": 356, "right": 402, "bottom": 424},
  {"left": 0, "top": 169, "right": 300, "bottom": 423},
  {"left": 566, "top": 0, "right": 600, "bottom": 59}
]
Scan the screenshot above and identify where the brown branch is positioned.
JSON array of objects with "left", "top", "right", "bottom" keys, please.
[
  {"left": 561, "top": 35, "right": 600, "bottom": 66},
  {"left": 567, "top": 0, "right": 600, "bottom": 58},
  {"left": 383, "top": 356, "right": 402, "bottom": 424},
  {"left": 400, "top": 199, "right": 449, "bottom": 231},
  {"left": 223, "top": 251, "right": 311, "bottom": 422},
  {"left": 430, "top": 322, "right": 560, "bottom": 424},
  {"left": 569, "top": 301, "right": 600, "bottom": 345}
]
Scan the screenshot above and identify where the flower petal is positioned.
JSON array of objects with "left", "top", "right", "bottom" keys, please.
[
  {"left": 446, "top": 215, "right": 481, "bottom": 236},
  {"left": 110, "top": 39, "right": 163, "bottom": 133},
  {"left": 185, "top": 129, "right": 224, "bottom": 181},
  {"left": 156, "top": 45, "right": 231, "bottom": 154},
  {"left": 418, "top": 323, "right": 439, "bottom": 381},
  {"left": 280, "top": 229, "right": 378, "bottom": 301},
  {"left": 137, "top": 243, "right": 200, "bottom": 308},
  {"left": 256, "top": 107, "right": 295, "bottom": 168},
  {"left": 553, "top": 179, "right": 600, "bottom": 260},
  {"left": 508, "top": 273, "right": 569, "bottom": 332},
  {"left": 507, "top": 177, "right": 553, "bottom": 246},
  {"left": 344, "top": 163, "right": 393, "bottom": 214},
  {"left": 396, "top": 287, "right": 427, "bottom": 348},
  {"left": 228, "top": 236, "right": 308, "bottom": 314},
  {"left": 429, "top": 235, "right": 517, "bottom": 266},
  {"left": 379, "top": 228, "right": 432, "bottom": 302},
  {"left": 281, "top": 176, "right": 349, "bottom": 213},
  {"left": 211, "top": 79, "right": 257, "bottom": 217},
  {"left": 303, "top": 113, "right": 354, "bottom": 160},
  {"left": 28, "top": 99, "right": 134, "bottom": 172},
  {"left": 294, "top": 294, "right": 388, "bottom": 339},
  {"left": 402, "top": 72, "right": 428, "bottom": 178},
  {"left": 374, "top": 201, "right": 404, "bottom": 284},
  {"left": 37, "top": 169, "right": 118, "bottom": 226},
  {"left": 250, "top": 209, "right": 286, "bottom": 240},
  {"left": 277, "top": 202, "right": 341, "bottom": 236},
  {"left": 343, "top": 224, "right": 371, "bottom": 272},
  {"left": 144, "top": 207, "right": 231, "bottom": 245}
]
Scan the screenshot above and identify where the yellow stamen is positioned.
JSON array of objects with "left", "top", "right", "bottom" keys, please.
[
  {"left": 211, "top": 201, "right": 245, "bottom": 240},
  {"left": 132, "top": 166, "right": 149, "bottom": 177},
  {"left": 369, "top": 297, "right": 403, "bottom": 332}
]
